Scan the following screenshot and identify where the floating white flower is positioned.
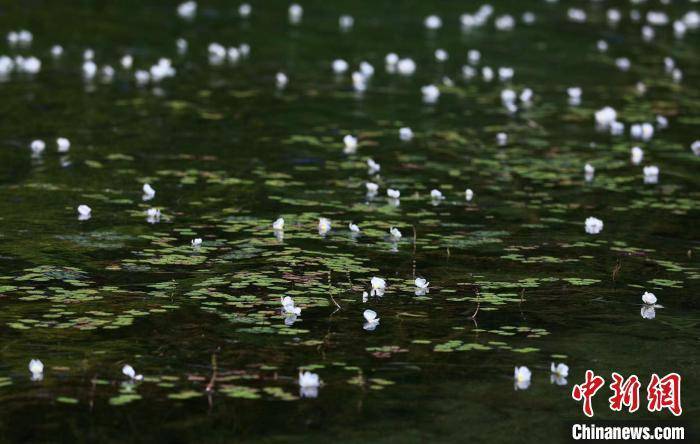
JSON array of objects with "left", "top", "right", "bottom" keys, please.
[
  {"left": 272, "top": 217, "right": 285, "bottom": 230},
  {"left": 584, "top": 217, "right": 603, "bottom": 235},
  {"left": 239, "top": 3, "right": 252, "bottom": 18},
  {"left": 370, "top": 277, "right": 386, "bottom": 297},
  {"left": 56, "top": 137, "right": 70, "bottom": 153},
  {"left": 642, "top": 291, "right": 657, "bottom": 305},
  {"left": 550, "top": 362, "right": 569, "bottom": 385},
  {"left": 135, "top": 70, "right": 150, "bottom": 85},
  {"left": 567, "top": 8, "right": 587, "bottom": 23},
  {"left": 387, "top": 188, "right": 400, "bottom": 199},
  {"left": 465, "top": 188, "right": 474, "bottom": 202},
  {"left": 389, "top": 227, "right": 402, "bottom": 240},
  {"left": 631, "top": 123, "right": 654, "bottom": 141},
  {"left": 359, "top": 61, "right": 374, "bottom": 77},
  {"left": 415, "top": 278, "right": 429, "bottom": 289},
  {"left": 352, "top": 71, "right": 367, "bottom": 92},
  {"left": 275, "top": 72, "right": 288, "bottom": 89},
  {"left": 343, "top": 134, "right": 358, "bottom": 153},
  {"left": 430, "top": 189, "right": 444, "bottom": 203},
  {"left": 122, "top": 364, "right": 144, "bottom": 381},
  {"left": 482, "top": 66, "right": 494, "bottom": 82},
  {"left": 615, "top": 57, "right": 631, "bottom": 71},
  {"left": 281, "top": 296, "right": 301, "bottom": 316},
  {"left": 177, "top": 1, "right": 197, "bottom": 19},
  {"left": 298, "top": 371, "right": 320, "bottom": 398},
  {"left": 363, "top": 309, "right": 380, "bottom": 331},
  {"left": 175, "top": 39, "right": 188, "bottom": 55},
  {"left": 51, "top": 45, "right": 63, "bottom": 58},
  {"left": 385, "top": 52, "right": 399, "bottom": 67},
  {"left": 29, "top": 359, "right": 44, "bottom": 381},
  {"left": 191, "top": 238, "right": 202, "bottom": 247},
  {"left": 349, "top": 222, "right": 360, "bottom": 233},
  {"left": 365, "top": 182, "right": 379, "bottom": 194},
  {"left": 595, "top": 106, "right": 617, "bottom": 127},
  {"left": 514, "top": 366, "right": 531, "bottom": 390},
  {"left": 495, "top": 15, "right": 515, "bottom": 31},
  {"left": 332, "top": 59, "right": 349, "bottom": 74},
  {"left": 339, "top": 14, "right": 354, "bottom": 31},
  {"left": 424, "top": 15, "right": 442, "bottom": 30},
  {"left": 142, "top": 183, "right": 156, "bottom": 200},
  {"left": 631, "top": 146, "right": 644, "bottom": 165},
  {"left": 30, "top": 139, "right": 45, "bottom": 155},
  {"left": 498, "top": 67, "right": 514, "bottom": 82},
  {"left": 288, "top": 4, "right": 303, "bottom": 24},
  {"left": 362, "top": 291, "right": 369, "bottom": 303},
  {"left": 146, "top": 208, "right": 161, "bottom": 224},
  {"left": 434, "top": 49, "right": 448, "bottom": 62},
  {"left": 367, "top": 158, "right": 380, "bottom": 174},
  {"left": 584, "top": 163, "right": 595, "bottom": 181},
  {"left": 643, "top": 165, "right": 659, "bottom": 184},
  {"left": 567, "top": 86, "right": 582, "bottom": 105},
  {"left": 399, "top": 127, "right": 413, "bottom": 141},
  {"left": 656, "top": 115, "right": 668, "bottom": 129},
  {"left": 496, "top": 132, "right": 507, "bottom": 146},
  {"left": 397, "top": 58, "right": 416, "bottom": 76},
  {"left": 77, "top": 204, "right": 92, "bottom": 221},
  {"left": 692, "top": 140, "right": 700, "bottom": 156},
  {"left": 519, "top": 88, "right": 533, "bottom": 103},
  {"left": 421, "top": 84, "right": 440, "bottom": 103},
  {"left": 468, "top": 49, "right": 481, "bottom": 65},
  {"left": 318, "top": 217, "right": 331, "bottom": 235}
]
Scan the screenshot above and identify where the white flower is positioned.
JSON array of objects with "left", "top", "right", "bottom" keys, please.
[
  {"left": 465, "top": 188, "right": 474, "bottom": 202},
  {"left": 298, "top": 370, "right": 320, "bottom": 388},
  {"left": 359, "top": 61, "right": 374, "bottom": 77},
  {"left": 146, "top": 208, "right": 161, "bottom": 224},
  {"left": 399, "top": 127, "right": 413, "bottom": 141},
  {"left": 318, "top": 217, "right": 331, "bottom": 235},
  {"left": 363, "top": 309, "right": 380, "bottom": 331},
  {"left": 415, "top": 278, "right": 429, "bottom": 289},
  {"left": 631, "top": 123, "right": 654, "bottom": 141},
  {"left": 142, "top": 183, "right": 156, "bottom": 200},
  {"left": 367, "top": 158, "right": 381, "bottom": 174},
  {"left": 642, "top": 291, "right": 657, "bottom": 305},
  {"left": 643, "top": 165, "right": 659, "bottom": 184},
  {"left": 385, "top": 52, "right": 399, "bottom": 66},
  {"left": 615, "top": 57, "right": 631, "bottom": 71},
  {"left": 421, "top": 84, "right": 440, "bottom": 103},
  {"left": 352, "top": 71, "right": 367, "bottom": 92},
  {"left": 122, "top": 364, "right": 144, "bottom": 381},
  {"left": 362, "top": 291, "right": 369, "bottom": 303},
  {"left": 275, "top": 72, "right": 288, "bottom": 89},
  {"left": 298, "top": 370, "right": 320, "bottom": 398},
  {"left": 691, "top": 140, "right": 700, "bottom": 156},
  {"left": 585, "top": 217, "right": 603, "bottom": 235},
  {"left": 343, "top": 134, "right": 358, "bottom": 153},
  {"left": 365, "top": 182, "right": 379, "bottom": 193},
  {"left": 281, "top": 296, "right": 301, "bottom": 316},
  {"left": 56, "top": 137, "right": 70, "bottom": 153},
  {"left": 519, "top": 88, "right": 533, "bottom": 103},
  {"left": 177, "top": 1, "right": 197, "bottom": 19},
  {"left": 288, "top": 3, "right": 303, "bottom": 24},
  {"left": 387, "top": 188, "right": 400, "bottom": 199},
  {"left": 435, "top": 49, "right": 448, "bottom": 62},
  {"left": 29, "top": 359, "right": 44, "bottom": 380},
  {"left": 595, "top": 106, "right": 617, "bottom": 127},
  {"left": 332, "top": 59, "right": 348, "bottom": 74},
  {"left": 468, "top": 49, "right": 481, "bottom": 64},
  {"left": 498, "top": 67, "right": 514, "bottom": 82},
  {"left": 77, "top": 204, "right": 92, "bottom": 221},
  {"left": 273, "top": 217, "right": 285, "bottom": 230},
  {"left": 349, "top": 222, "right": 360, "bottom": 233},
  {"left": 51, "top": 45, "right": 63, "bottom": 58},
  {"left": 424, "top": 15, "right": 442, "bottom": 30},
  {"left": 550, "top": 362, "right": 569, "bottom": 385},
  {"left": 430, "top": 189, "right": 444, "bottom": 200},
  {"left": 567, "top": 86, "right": 582, "bottom": 105},
  {"left": 631, "top": 147, "right": 644, "bottom": 165},
  {"left": 191, "top": 238, "right": 202, "bottom": 247},
  {"left": 550, "top": 362, "right": 569, "bottom": 378},
  {"left": 239, "top": 3, "right": 252, "bottom": 18},
  {"left": 495, "top": 15, "right": 515, "bottom": 31},
  {"left": 339, "top": 14, "right": 354, "bottom": 31},
  {"left": 514, "top": 366, "right": 531, "bottom": 390},
  {"left": 389, "top": 227, "right": 402, "bottom": 239},
  {"left": 135, "top": 70, "right": 150, "bottom": 85},
  {"left": 370, "top": 277, "right": 386, "bottom": 296},
  {"left": 30, "top": 140, "right": 45, "bottom": 154},
  {"left": 397, "top": 58, "right": 415, "bottom": 76},
  {"left": 496, "top": 132, "right": 507, "bottom": 146},
  {"left": 584, "top": 163, "right": 595, "bottom": 176}
]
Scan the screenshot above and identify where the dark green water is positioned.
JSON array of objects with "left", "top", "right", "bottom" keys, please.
[{"left": 0, "top": 1, "right": 699, "bottom": 442}]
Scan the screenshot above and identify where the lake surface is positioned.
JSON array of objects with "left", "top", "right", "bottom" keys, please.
[{"left": 0, "top": 1, "right": 699, "bottom": 442}]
